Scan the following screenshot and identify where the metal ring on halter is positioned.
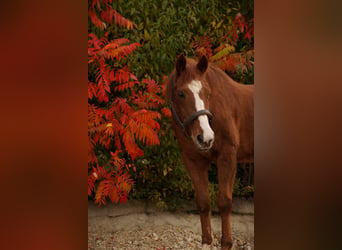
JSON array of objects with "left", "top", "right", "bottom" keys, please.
[{"left": 169, "top": 74, "right": 213, "bottom": 138}]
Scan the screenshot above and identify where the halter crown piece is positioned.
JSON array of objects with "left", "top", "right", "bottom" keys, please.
[{"left": 169, "top": 74, "right": 213, "bottom": 133}]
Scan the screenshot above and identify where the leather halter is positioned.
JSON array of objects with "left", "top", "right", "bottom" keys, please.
[{"left": 169, "top": 74, "right": 213, "bottom": 134}]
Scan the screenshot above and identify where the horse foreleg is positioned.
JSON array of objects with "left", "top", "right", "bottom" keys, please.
[
  {"left": 182, "top": 155, "right": 212, "bottom": 248},
  {"left": 217, "top": 153, "right": 237, "bottom": 250}
]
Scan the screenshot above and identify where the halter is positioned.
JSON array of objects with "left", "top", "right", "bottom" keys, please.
[{"left": 169, "top": 74, "right": 213, "bottom": 135}]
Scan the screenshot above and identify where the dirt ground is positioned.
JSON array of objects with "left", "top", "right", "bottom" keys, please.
[{"left": 88, "top": 200, "right": 254, "bottom": 250}]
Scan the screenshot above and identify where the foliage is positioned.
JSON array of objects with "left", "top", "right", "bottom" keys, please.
[
  {"left": 88, "top": 0, "right": 170, "bottom": 206},
  {"left": 192, "top": 13, "right": 254, "bottom": 85},
  {"left": 128, "top": 120, "right": 194, "bottom": 209},
  {"left": 88, "top": 0, "right": 254, "bottom": 208},
  {"left": 109, "top": 0, "right": 252, "bottom": 81}
]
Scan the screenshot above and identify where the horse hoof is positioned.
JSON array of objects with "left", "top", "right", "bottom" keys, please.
[{"left": 202, "top": 243, "right": 213, "bottom": 250}]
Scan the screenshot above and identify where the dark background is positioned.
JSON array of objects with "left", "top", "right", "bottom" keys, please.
[{"left": 0, "top": 0, "right": 341, "bottom": 249}]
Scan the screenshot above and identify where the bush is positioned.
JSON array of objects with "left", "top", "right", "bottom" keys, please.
[
  {"left": 129, "top": 123, "right": 194, "bottom": 209},
  {"left": 88, "top": 0, "right": 254, "bottom": 208},
  {"left": 88, "top": 0, "right": 169, "bottom": 206}
]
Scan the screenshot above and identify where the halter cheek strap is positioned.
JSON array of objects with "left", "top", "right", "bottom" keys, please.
[{"left": 169, "top": 74, "right": 213, "bottom": 135}]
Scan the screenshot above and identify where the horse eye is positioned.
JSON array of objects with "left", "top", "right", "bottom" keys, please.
[{"left": 178, "top": 91, "right": 185, "bottom": 99}]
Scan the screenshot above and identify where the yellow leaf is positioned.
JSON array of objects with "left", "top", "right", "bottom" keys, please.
[{"left": 144, "top": 29, "right": 150, "bottom": 40}]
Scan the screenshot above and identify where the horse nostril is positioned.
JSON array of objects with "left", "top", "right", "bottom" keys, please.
[
  {"left": 197, "top": 134, "right": 204, "bottom": 145},
  {"left": 208, "top": 139, "right": 213, "bottom": 145}
]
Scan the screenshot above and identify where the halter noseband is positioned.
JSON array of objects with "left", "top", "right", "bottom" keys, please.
[{"left": 169, "top": 74, "right": 213, "bottom": 133}]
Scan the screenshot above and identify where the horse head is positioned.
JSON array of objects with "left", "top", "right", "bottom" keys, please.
[{"left": 170, "top": 54, "right": 215, "bottom": 151}]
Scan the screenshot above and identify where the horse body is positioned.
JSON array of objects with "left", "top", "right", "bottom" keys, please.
[{"left": 167, "top": 54, "right": 254, "bottom": 250}]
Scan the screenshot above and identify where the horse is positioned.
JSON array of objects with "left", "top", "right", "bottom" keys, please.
[{"left": 166, "top": 54, "right": 254, "bottom": 250}]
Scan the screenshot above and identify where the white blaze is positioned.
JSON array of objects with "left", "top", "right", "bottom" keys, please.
[{"left": 188, "top": 80, "right": 214, "bottom": 143}]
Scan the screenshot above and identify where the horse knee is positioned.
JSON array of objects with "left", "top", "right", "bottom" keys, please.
[
  {"left": 216, "top": 193, "right": 232, "bottom": 213},
  {"left": 196, "top": 197, "right": 211, "bottom": 213}
]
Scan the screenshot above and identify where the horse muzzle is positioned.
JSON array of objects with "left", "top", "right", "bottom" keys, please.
[{"left": 195, "top": 133, "right": 215, "bottom": 151}]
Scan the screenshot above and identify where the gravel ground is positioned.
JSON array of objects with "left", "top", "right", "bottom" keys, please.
[
  {"left": 88, "top": 200, "right": 253, "bottom": 250},
  {"left": 88, "top": 224, "right": 252, "bottom": 249}
]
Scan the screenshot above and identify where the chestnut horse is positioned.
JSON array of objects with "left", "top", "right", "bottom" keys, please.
[{"left": 166, "top": 54, "right": 254, "bottom": 250}]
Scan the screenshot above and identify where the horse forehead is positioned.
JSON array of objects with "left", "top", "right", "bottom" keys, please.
[{"left": 188, "top": 80, "right": 202, "bottom": 93}]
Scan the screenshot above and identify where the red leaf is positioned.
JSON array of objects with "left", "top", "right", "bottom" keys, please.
[
  {"left": 161, "top": 107, "right": 171, "bottom": 118},
  {"left": 88, "top": 1, "right": 167, "bottom": 206}
]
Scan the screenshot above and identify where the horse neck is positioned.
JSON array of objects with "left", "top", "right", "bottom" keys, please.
[
  {"left": 206, "top": 65, "right": 241, "bottom": 94},
  {"left": 206, "top": 65, "right": 253, "bottom": 115}
]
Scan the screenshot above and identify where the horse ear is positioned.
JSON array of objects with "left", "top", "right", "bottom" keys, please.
[
  {"left": 176, "top": 54, "right": 186, "bottom": 76},
  {"left": 197, "top": 55, "right": 208, "bottom": 74}
]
